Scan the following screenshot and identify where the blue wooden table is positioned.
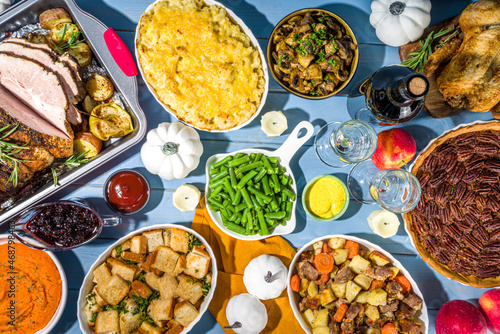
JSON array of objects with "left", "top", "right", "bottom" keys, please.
[{"left": 31, "top": 0, "right": 493, "bottom": 333}]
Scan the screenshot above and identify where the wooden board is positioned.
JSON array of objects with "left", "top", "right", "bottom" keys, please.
[{"left": 399, "top": 15, "right": 464, "bottom": 119}]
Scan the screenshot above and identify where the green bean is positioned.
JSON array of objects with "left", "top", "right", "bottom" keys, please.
[
  {"left": 245, "top": 219, "right": 251, "bottom": 234},
  {"left": 265, "top": 217, "right": 275, "bottom": 226},
  {"left": 208, "top": 177, "right": 225, "bottom": 189},
  {"left": 262, "top": 175, "right": 272, "bottom": 195},
  {"left": 229, "top": 168, "right": 237, "bottom": 188},
  {"left": 279, "top": 219, "right": 286, "bottom": 226},
  {"left": 270, "top": 195, "right": 279, "bottom": 211},
  {"left": 235, "top": 203, "right": 247, "bottom": 212},
  {"left": 219, "top": 191, "right": 230, "bottom": 200},
  {"left": 265, "top": 211, "right": 286, "bottom": 220},
  {"left": 252, "top": 153, "right": 263, "bottom": 163},
  {"left": 220, "top": 166, "right": 228, "bottom": 173},
  {"left": 212, "top": 156, "right": 232, "bottom": 168},
  {"left": 281, "top": 190, "right": 287, "bottom": 202},
  {"left": 220, "top": 208, "right": 230, "bottom": 220},
  {"left": 229, "top": 211, "right": 239, "bottom": 221},
  {"left": 223, "top": 179, "right": 235, "bottom": 196},
  {"left": 209, "top": 167, "right": 220, "bottom": 176},
  {"left": 261, "top": 155, "right": 274, "bottom": 174},
  {"left": 236, "top": 170, "right": 258, "bottom": 189},
  {"left": 271, "top": 173, "right": 281, "bottom": 193},
  {"left": 247, "top": 211, "right": 254, "bottom": 230},
  {"left": 242, "top": 208, "right": 249, "bottom": 224},
  {"left": 208, "top": 205, "right": 217, "bottom": 212},
  {"left": 257, "top": 209, "right": 269, "bottom": 235},
  {"left": 234, "top": 153, "right": 246, "bottom": 159},
  {"left": 268, "top": 156, "right": 278, "bottom": 164},
  {"left": 234, "top": 214, "right": 242, "bottom": 225},
  {"left": 247, "top": 179, "right": 255, "bottom": 187},
  {"left": 235, "top": 161, "right": 263, "bottom": 174},
  {"left": 254, "top": 168, "right": 267, "bottom": 183},
  {"left": 232, "top": 189, "right": 242, "bottom": 206},
  {"left": 247, "top": 186, "right": 272, "bottom": 203},
  {"left": 227, "top": 155, "right": 250, "bottom": 168},
  {"left": 250, "top": 193, "right": 261, "bottom": 208},
  {"left": 240, "top": 188, "right": 253, "bottom": 208},
  {"left": 224, "top": 220, "right": 247, "bottom": 235},
  {"left": 281, "top": 174, "right": 291, "bottom": 186},
  {"left": 282, "top": 187, "right": 296, "bottom": 201},
  {"left": 208, "top": 197, "right": 224, "bottom": 209},
  {"left": 286, "top": 201, "right": 293, "bottom": 221},
  {"left": 210, "top": 185, "right": 224, "bottom": 198},
  {"left": 226, "top": 204, "right": 236, "bottom": 214},
  {"left": 280, "top": 201, "right": 286, "bottom": 212}
]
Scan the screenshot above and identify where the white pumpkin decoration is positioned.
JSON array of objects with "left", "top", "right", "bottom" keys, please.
[
  {"left": 243, "top": 255, "right": 288, "bottom": 300},
  {"left": 225, "top": 293, "right": 268, "bottom": 334},
  {"left": 369, "top": 0, "right": 432, "bottom": 47},
  {"left": 140, "top": 122, "right": 203, "bottom": 180}
]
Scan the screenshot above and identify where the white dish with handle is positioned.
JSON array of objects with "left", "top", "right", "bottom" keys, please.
[
  {"left": 288, "top": 234, "right": 429, "bottom": 334},
  {"left": 205, "top": 121, "right": 314, "bottom": 240}
]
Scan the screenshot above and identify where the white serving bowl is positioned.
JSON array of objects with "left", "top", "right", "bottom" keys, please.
[
  {"left": 77, "top": 224, "right": 218, "bottom": 334},
  {"left": 204, "top": 121, "right": 314, "bottom": 240},
  {"left": 287, "top": 235, "right": 429, "bottom": 334},
  {"left": 0, "top": 234, "right": 67, "bottom": 334},
  {"left": 135, "top": 0, "right": 269, "bottom": 132}
]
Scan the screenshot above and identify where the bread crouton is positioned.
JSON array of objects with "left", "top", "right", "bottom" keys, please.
[
  {"left": 96, "top": 274, "right": 130, "bottom": 305},
  {"left": 93, "top": 263, "right": 112, "bottom": 286},
  {"left": 83, "top": 297, "right": 102, "bottom": 326},
  {"left": 163, "top": 228, "right": 172, "bottom": 247},
  {"left": 159, "top": 273, "right": 179, "bottom": 300},
  {"left": 148, "top": 297, "right": 174, "bottom": 322},
  {"left": 107, "top": 258, "right": 139, "bottom": 282},
  {"left": 120, "top": 311, "right": 141, "bottom": 334},
  {"left": 151, "top": 246, "right": 179, "bottom": 274},
  {"left": 138, "top": 321, "right": 167, "bottom": 334},
  {"left": 131, "top": 235, "right": 148, "bottom": 254},
  {"left": 175, "top": 275, "right": 203, "bottom": 304},
  {"left": 170, "top": 228, "right": 189, "bottom": 254},
  {"left": 174, "top": 301, "right": 199, "bottom": 327},
  {"left": 95, "top": 309, "right": 120, "bottom": 334},
  {"left": 131, "top": 280, "right": 153, "bottom": 299},
  {"left": 166, "top": 325, "right": 183, "bottom": 334},
  {"left": 92, "top": 287, "right": 107, "bottom": 307},
  {"left": 122, "top": 251, "right": 147, "bottom": 263},
  {"left": 144, "top": 272, "right": 161, "bottom": 291},
  {"left": 140, "top": 253, "right": 155, "bottom": 271},
  {"left": 143, "top": 230, "right": 165, "bottom": 253},
  {"left": 184, "top": 246, "right": 211, "bottom": 279},
  {"left": 173, "top": 254, "right": 186, "bottom": 276}
]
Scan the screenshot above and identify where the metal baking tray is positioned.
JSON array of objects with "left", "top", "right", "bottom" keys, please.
[{"left": 0, "top": 0, "right": 147, "bottom": 223}]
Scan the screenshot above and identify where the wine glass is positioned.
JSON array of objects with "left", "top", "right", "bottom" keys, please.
[
  {"left": 314, "top": 120, "right": 378, "bottom": 168},
  {"left": 347, "top": 160, "right": 421, "bottom": 213}
]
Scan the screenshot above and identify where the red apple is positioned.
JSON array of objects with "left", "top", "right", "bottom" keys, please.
[
  {"left": 371, "top": 128, "right": 416, "bottom": 170},
  {"left": 436, "top": 300, "right": 487, "bottom": 334},
  {"left": 479, "top": 288, "right": 500, "bottom": 333}
]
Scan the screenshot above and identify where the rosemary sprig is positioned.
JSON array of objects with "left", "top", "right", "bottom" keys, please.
[
  {"left": 401, "top": 27, "right": 455, "bottom": 73},
  {"left": 55, "top": 23, "right": 85, "bottom": 53},
  {"left": 0, "top": 124, "right": 30, "bottom": 187},
  {"left": 51, "top": 150, "right": 89, "bottom": 186}
]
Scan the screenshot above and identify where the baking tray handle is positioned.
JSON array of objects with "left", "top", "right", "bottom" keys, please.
[{"left": 104, "top": 28, "right": 137, "bottom": 77}]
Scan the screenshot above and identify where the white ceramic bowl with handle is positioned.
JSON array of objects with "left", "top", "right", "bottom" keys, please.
[
  {"left": 77, "top": 224, "right": 218, "bottom": 334},
  {"left": 205, "top": 121, "right": 315, "bottom": 240},
  {"left": 287, "top": 235, "right": 429, "bottom": 334},
  {"left": 0, "top": 234, "right": 68, "bottom": 334},
  {"left": 135, "top": 0, "right": 269, "bottom": 132}
]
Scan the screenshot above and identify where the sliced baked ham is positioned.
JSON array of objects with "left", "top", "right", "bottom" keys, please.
[
  {"left": 0, "top": 39, "right": 85, "bottom": 103},
  {"left": 0, "top": 52, "right": 74, "bottom": 139}
]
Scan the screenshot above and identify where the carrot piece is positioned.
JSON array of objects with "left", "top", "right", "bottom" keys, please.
[
  {"left": 333, "top": 303, "right": 348, "bottom": 322},
  {"left": 394, "top": 275, "right": 412, "bottom": 294},
  {"left": 290, "top": 274, "right": 300, "bottom": 292},
  {"left": 370, "top": 279, "right": 386, "bottom": 291},
  {"left": 316, "top": 273, "right": 329, "bottom": 285},
  {"left": 322, "top": 242, "right": 331, "bottom": 253},
  {"left": 314, "top": 253, "right": 334, "bottom": 274},
  {"left": 382, "top": 323, "right": 398, "bottom": 334},
  {"left": 344, "top": 240, "right": 359, "bottom": 259}
]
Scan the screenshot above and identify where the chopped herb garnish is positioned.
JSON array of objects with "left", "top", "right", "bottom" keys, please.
[
  {"left": 138, "top": 270, "right": 147, "bottom": 283},
  {"left": 277, "top": 54, "right": 287, "bottom": 66},
  {"left": 104, "top": 298, "right": 129, "bottom": 315},
  {"left": 202, "top": 281, "right": 211, "bottom": 296},
  {"left": 115, "top": 245, "right": 122, "bottom": 256},
  {"left": 55, "top": 23, "right": 85, "bottom": 53},
  {"left": 188, "top": 233, "right": 202, "bottom": 251},
  {"left": 90, "top": 312, "right": 97, "bottom": 323},
  {"left": 131, "top": 291, "right": 160, "bottom": 326}
]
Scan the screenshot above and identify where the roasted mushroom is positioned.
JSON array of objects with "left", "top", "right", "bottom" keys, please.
[{"left": 270, "top": 10, "right": 357, "bottom": 97}]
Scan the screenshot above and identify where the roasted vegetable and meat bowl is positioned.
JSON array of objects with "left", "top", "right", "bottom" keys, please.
[
  {"left": 0, "top": 7, "right": 135, "bottom": 212},
  {"left": 288, "top": 236, "right": 428, "bottom": 334},
  {"left": 268, "top": 9, "right": 358, "bottom": 98}
]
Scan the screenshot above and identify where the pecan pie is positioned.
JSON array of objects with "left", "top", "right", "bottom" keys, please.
[{"left": 403, "top": 122, "right": 500, "bottom": 288}]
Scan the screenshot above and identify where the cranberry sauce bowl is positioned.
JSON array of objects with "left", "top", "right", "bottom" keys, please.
[
  {"left": 103, "top": 169, "right": 151, "bottom": 215},
  {"left": 12, "top": 200, "right": 121, "bottom": 251}
]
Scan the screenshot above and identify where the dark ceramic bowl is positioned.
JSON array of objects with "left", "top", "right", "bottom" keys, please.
[{"left": 267, "top": 8, "right": 359, "bottom": 99}]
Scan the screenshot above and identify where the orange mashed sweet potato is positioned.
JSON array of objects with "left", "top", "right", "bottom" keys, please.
[{"left": 0, "top": 242, "right": 62, "bottom": 333}]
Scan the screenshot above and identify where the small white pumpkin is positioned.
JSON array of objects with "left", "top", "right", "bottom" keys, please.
[
  {"left": 140, "top": 122, "right": 203, "bottom": 180},
  {"left": 225, "top": 293, "right": 268, "bottom": 334},
  {"left": 243, "top": 255, "right": 288, "bottom": 300},
  {"left": 369, "top": 0, "right": 432, "bottom": 47}
]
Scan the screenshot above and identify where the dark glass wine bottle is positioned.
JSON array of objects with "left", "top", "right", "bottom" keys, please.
[{"left": 360, "top": 65, "right": 429, "bottom": 124}]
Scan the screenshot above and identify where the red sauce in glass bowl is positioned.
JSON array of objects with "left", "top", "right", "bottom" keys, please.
[{"left": 105, "top": 171, "right": 150, "bottom": 214}]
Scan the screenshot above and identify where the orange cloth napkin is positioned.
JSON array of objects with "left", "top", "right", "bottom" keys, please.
[{"left": 190, "top": 199, "right": 303, "bottom": 333}]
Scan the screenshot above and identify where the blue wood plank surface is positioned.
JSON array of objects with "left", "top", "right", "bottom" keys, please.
[{"left": 5, "top": 0, "right": 495, "bottom": 333}]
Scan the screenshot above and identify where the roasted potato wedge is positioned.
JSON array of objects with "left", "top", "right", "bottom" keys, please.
[
  {"left": 50, "top": 22, "right": 80, "bottom": 44},
  {"left": 73, "top": 132, "right": 103, "bottom": 158},
  {"left": 83, "top": 95, "right": 99, "bottom": 114},
  {"left": 86, "top": 73, "right": 114, "bottom": 101},
  {"left": 69, "top": 42, "right": 93, "bottom": 67},
  {"left": 39, "top": 8, "right": 73, "bottom": 30}
]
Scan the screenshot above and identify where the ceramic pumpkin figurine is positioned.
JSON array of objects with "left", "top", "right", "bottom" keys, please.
[
  {"left": 369, "top": 0, "right": 432, "bottom": 47},
  {"left": 225, "top": 293, "right": 268, "bottom": 334},
  {"left": 140, "top": 122, "right": 203, "bottom": 180},
  {"left": 243, "top": 255, "right": 288, "bottom": 300}
]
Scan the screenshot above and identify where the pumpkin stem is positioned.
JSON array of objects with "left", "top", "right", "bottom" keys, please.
[
  {"left": 162, "top": 142, "right": 178, "bottom": 155},
  {"left": 389, "top": 1, "right": 405, "bottom": 15},
  {"left": 224, "top": 322, "right": 242, "bottom": 329},
  {"left": 264, "top": 270, "right": 274, "bottom": 283}
]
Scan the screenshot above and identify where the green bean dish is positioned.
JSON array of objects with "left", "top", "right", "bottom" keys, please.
[{"left": 207, "top": 152, "right": 296, "bottom": 236}]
